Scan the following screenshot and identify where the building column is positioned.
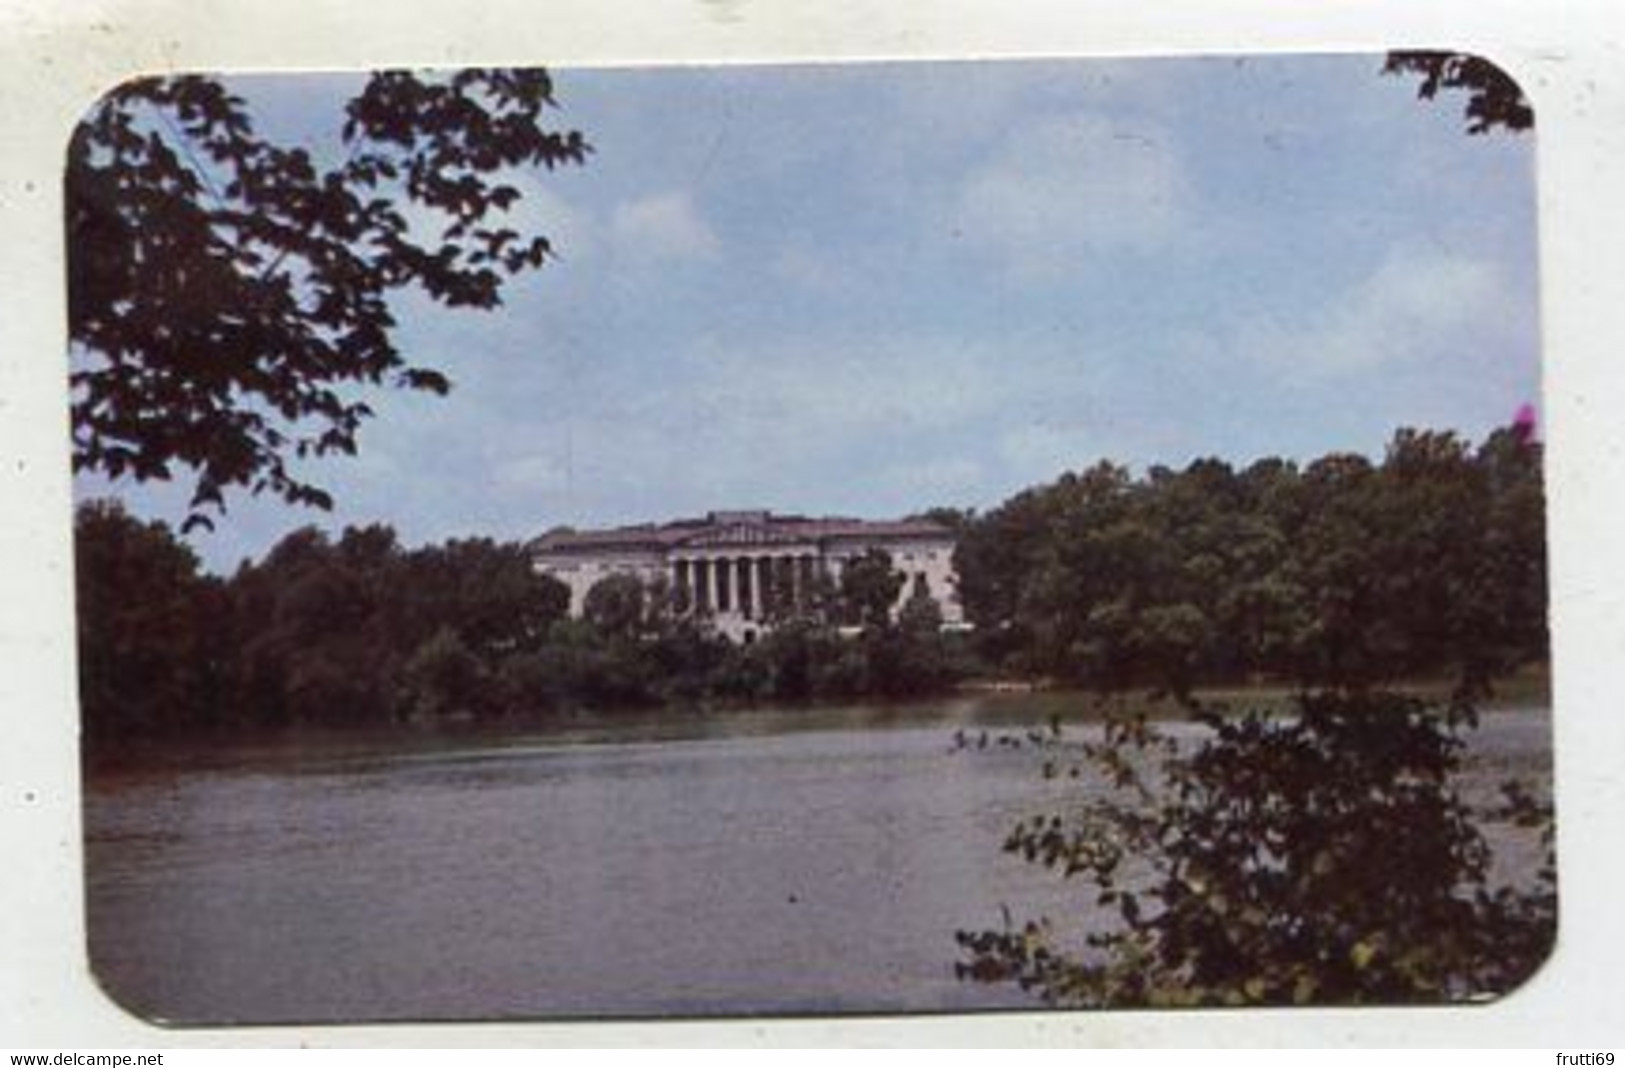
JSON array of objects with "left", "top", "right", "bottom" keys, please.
[
  {"left": 757, "top": 556, "right": 775, "bottom": 618},
  {"left": 694, "top": 558, "right": 711, "bottom": 613},
  {"left": 781, "top": 554, "right": 798, "bottom": 611},
  {"left": 673, "top": 558, "right": 689, "bottom": 614},
  {"left": 737, "top": 557, "right": 754, "bottom": 620},
  {"left": 715, "top": 554, "right": 732, "bottom": 614}
]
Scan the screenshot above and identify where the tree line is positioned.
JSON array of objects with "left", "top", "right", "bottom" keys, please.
[
  {"left": 76, "top": 422, "right": 1544, "bottom": 745},
  {"left": 74, "top": 510, "right": 968, "bottom": 744},
  {"left": 952, "top": 423, "right": 1545, "bottom": 699},
  {"left": 76, "top": 420, "right": 1553, "bottom": 1004}
]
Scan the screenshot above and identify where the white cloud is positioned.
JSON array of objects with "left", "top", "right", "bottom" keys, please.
[
  {"left": 609, "top": 191, "right": 720, "bottom": 264},
  {"left": 1239, "top": 245, "right": 1509, "bottom": 375},
  {"left": 509, "top": 177, "right": 595, "bottom": 264},
  {"left": 661, "top": 334, "right": 1022, "bottom": 444},
  {"left": 481, "top": 331, "right": 1042, "bottom": 524},
  {"left": 378, "top": 174, "right": 597, "bottom": 272},
  {"left": 955, "top": 111, "right": 1187, "bottom": 276}
]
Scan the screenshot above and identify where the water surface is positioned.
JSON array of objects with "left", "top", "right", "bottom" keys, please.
[{"left": 84, "top": 695, "right": 1551, "bottom": 1024}]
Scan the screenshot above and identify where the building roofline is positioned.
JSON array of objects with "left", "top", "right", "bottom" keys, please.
[{"left": 529, "top": 511, "right": 953, "bottom": 556}]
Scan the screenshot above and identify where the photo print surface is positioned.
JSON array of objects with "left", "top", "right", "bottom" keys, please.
[{"left": 72, "top": 54, "right": 1551, "bottom": 1023}]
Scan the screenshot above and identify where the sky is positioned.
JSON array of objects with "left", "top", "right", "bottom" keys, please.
[{"left": 75, "top": 54, "right": 1542, "bottom": 572}]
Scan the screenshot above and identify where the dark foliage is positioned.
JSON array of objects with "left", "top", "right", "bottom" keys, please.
[
  {"left": 955, "top": 693, "right": 1555, "bottom": 1006},
  {"left": 1384, "top": 51, "right": 1534, "bottom": 134},
  {"left": 77, "top": 512, "right": 577, "bottom": 738},
  {"left": 838, "top": 548, "right": 907, "bottom": 628},
  {"left": 74, "top": 501, "right": 234, "bottom": 736},
  {"left": 67, "top": 70, "right": 589, "bottom": 529},
  {"left": 955, "top": 427, "right": 1546, "bottom": 696},
  {"left": 75, "top": 509, "right": 966, "bottom": 739},
  {"left": 954, "top": 421, "right": 1552, "bottom": 1007}
]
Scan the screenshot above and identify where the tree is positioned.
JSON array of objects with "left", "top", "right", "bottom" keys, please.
[
  {"left": 837, "top": 548, "right": 905, "bottom": 629},
  {"left": 1384, "top": 51, "right": 1534, "bottom": 134},
  {"left": 229, "top": 525, "right": 404, "bottom": 725},
  {"left": 400, "top": 538, "right": 570, "bottom": 660},
  {"left": 582, "top": 573, "right": 652, "bottom": 642},
  {"left": 75, "top": 500, "right": 233, "bottom": 740},
  {"left": 954, "top": 423, "right": 1553, "bottom": 1007},
  {"left": 897, "top": 584, "right": 944, "bottom": 636},
  {"left": 402, "top": 627, "right": 491, "bottom": 722},
  {"left": 68, "top": 70, "right": 589, "bottom": 528},
  {"left": 956, "top": 693, "right": 1554, "bottom": 1006}
]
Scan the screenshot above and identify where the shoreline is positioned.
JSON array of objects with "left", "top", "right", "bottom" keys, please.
[{"left": 82, "top": 671, "right": 1552, "bottom": 779}]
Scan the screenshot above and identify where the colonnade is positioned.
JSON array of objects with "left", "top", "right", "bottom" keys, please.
[{"left": 671, "top": 551, "right": 837, "bottom": 620}]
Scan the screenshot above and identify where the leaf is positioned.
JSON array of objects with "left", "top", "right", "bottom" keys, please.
[
  {"left": 399, "top": 368, "right": 453, "bottom": 395},
  {"left": 67, "top": 69, "right": 589, "bottom": 521}
]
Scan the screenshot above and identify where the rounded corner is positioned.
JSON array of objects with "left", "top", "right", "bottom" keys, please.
[
  {"left": 1464, "top": 907, "right": 1560, "bottom": 1007},
  {"left": 1455, "top": 48, "right": 1538, "bottom": 127},
  {"left": 85, "top": 946, "right": 185, "bottom": 1030},
  {"left": 1385, "top": 48, "right": 1537, "bottom": 135},
  {"left": 64, "top": 70, "right": 175, "bottom": 167}
]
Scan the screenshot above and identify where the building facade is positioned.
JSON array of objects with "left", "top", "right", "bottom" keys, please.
[{"left": 529, "top": 510, "right": 963, "bottom": 641}]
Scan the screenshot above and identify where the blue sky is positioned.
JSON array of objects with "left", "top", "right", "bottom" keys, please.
[{"left": 78, "top": 54, "right": 1541, "bottom": 571}]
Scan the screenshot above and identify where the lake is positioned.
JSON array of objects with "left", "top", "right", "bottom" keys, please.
[{"left": 83, "top": 693, "right": 1552, "bottom": 1024}]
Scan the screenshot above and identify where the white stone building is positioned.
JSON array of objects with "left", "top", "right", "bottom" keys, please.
[{"left": 529, "top": 510, "right": 963, "bottom": 642}]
